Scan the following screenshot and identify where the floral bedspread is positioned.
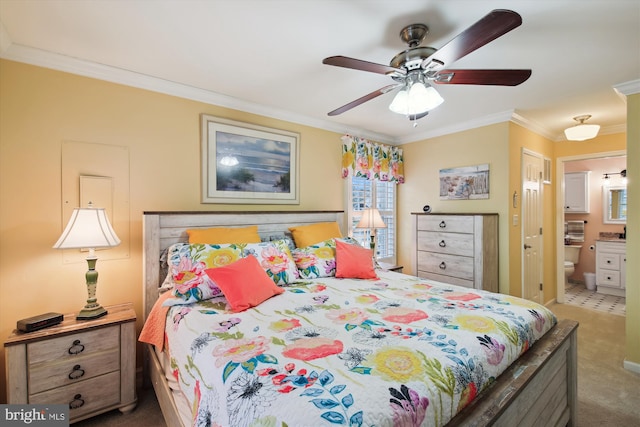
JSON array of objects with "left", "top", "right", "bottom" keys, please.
[{"left": 160, "top": 271, "right": 556, "bottom": 427}]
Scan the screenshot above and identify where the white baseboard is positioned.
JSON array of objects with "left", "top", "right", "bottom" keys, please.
[{"left": 623, "top": 359, "right": 640, "bottom": 374}]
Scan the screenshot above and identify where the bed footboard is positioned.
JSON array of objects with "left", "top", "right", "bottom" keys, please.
[{"left": 449, "top": 318, "right": 578, "bottom": 426}]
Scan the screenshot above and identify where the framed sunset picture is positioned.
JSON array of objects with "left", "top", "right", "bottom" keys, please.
[{"left": 201, "top": 115, "right": 300, "bottom": 204}]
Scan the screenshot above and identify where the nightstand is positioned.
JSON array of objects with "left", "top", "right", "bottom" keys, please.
[
  {"left": 4, "top": 303, "right": 137, "bottom": 423},
  {"left": 378, "top": 262, "right": 403, "bottom": 273}
]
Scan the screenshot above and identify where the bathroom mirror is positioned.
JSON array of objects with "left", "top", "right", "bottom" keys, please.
[{"left": 603, "top": 185, "right": 627, "bottom": 224}]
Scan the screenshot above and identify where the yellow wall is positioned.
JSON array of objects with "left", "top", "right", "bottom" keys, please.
[
  {"left": 507, "top": 124, "right": 556, "bottom": 299},
  {"left": 0, "top": 60, "right": 344, "bottom": 401},
  {"left": 397, "top": 123, "right": 511, "bottom": 291}
]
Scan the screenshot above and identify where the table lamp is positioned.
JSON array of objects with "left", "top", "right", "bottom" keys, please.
[
  {"left": 53, "top": 205, "right": 120, "bottom": 320},
  {"left": 356, "top": 208, "right": 387, "bottom": 256}
]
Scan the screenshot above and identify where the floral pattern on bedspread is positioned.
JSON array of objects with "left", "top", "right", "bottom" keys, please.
[{"left": 162, "top": 271, "right": 556, "bottom": 427}]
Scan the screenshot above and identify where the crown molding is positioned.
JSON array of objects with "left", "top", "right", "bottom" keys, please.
[
  {"left": 614, "top": 79, "right": 640, "bottom": 96},
  {"left": 397, "top": 110, "right": 533, "bottom": 144},
  {"left": 0, "top": 42, "right": 397, "bottom": 144},
  {"left": 7, "top": 40, "right": 624, "bottom": 146}
]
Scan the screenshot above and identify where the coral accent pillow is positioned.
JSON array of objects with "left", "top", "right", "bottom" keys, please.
[
  {"left": 187, "top": 226, "right": 261, "bottom": 244},
  {"left": 288, "top": 222, "right": 343, "bottom": 248},
  {"left": 335, "top": 239, "right": 379, "bottom": 279},
  {"left": 205, "top": 256, "right": 284, "bottom": 312}
]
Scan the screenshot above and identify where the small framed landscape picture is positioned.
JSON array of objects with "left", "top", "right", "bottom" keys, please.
[
  {"left": 201, "top": 115, "right": 300, "bottom": 204},
  {"left": 439, "top": 163, "right": 490, "bottom": 200}
]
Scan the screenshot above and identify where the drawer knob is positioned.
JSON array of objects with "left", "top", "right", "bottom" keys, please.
[
  {"left": 439, "top": 221, "right": 446, "bottom": 228},
  {"left": 68, "top": 364, "right": 85, "bottom": 380},
  {"left": 607, "top": 260, "right": 611, "bottom": 264},
  {"left": 70, "top": 394, "right": 85, "bottom": 409},
  {"left": 607, "top": 276, "right": 611, "bottom": 280},
  {"left": 439, "top": 240, "right": 446, "bottom": 248},
  {"left": 439, "top": 261, "right": 446, "bottom": 270},
  {"left": 68, "top": 340, "right": 85, "bottom": 355}
]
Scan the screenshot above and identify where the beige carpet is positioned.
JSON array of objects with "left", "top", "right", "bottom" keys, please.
[{"left": 75, "top": 303, "right": 640, "bottom": 427}]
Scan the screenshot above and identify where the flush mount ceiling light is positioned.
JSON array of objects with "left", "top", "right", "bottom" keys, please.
[{"left": 564, "top": 115, "right": 600, "bottom": 141}]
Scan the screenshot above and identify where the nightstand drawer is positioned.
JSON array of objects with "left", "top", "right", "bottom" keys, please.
[
  {"left": 417, "top": 231, "right": 474, "bottom": 257},
  {"left": 29, "top": 348, "right": 120, "bottom": 394},
  {"left": 417, "top": 252, "right": 474, "bottom": 281},
  {"left": 27, "top": 325, "right": 119, "bottom": 365},
  {"left": 30, "top": 371, "right": 121, "bottom": 421}
]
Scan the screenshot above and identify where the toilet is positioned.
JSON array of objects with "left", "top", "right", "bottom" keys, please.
[{"left": 564, "top": 245, "right": 582, "bottom": 285}]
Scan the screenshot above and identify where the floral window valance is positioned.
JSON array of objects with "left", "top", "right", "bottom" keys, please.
[{"left": 341, "top": 134, "right": 405, "bottom": 183}]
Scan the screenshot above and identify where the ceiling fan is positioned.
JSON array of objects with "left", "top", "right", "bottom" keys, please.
[{"left": 323, "top": 9, "right": 532, "bottom": 121}]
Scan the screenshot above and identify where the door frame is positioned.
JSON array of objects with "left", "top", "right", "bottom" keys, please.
[{"left": 555, "top": 150, "right": 626, "bottom": 303}]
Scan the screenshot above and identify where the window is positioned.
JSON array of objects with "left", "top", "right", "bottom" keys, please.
[{"left": 347, "top": 176, "right": 396, "bottom": 263}]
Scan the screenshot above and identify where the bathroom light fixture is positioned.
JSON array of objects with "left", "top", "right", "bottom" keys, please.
[
  {"left": 564, "top": 115, "right": 600, "bottom": 141},
  {"left": 603, "top": 169, "right": 627, "bottom": 180}
]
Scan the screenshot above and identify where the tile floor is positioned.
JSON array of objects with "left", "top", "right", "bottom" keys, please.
[{"left": 564, "top": 282, "right": 626, "bottom": 316}]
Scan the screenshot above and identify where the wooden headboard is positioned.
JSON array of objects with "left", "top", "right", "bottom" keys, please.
[{"left": 142, "top": 210, "right": 345, "bottom": 320}]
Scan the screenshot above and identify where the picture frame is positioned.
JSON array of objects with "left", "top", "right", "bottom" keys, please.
[
  {"left": 200, "top": 115, "right": 300, "bottom": 204},
  {"left": 439, "top": 163, "right": 490, "bottom": 200}
]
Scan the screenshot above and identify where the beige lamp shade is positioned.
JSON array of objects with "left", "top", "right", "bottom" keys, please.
[
  {"left": 53, "top": 207, "right": 120, "bottom": 250},
  {"left": 356, "top": 208, "right": 387, "bottom": 229}
]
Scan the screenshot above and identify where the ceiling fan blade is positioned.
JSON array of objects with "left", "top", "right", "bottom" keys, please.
[
  {"left": 328, "top": 84, "right": 402, "bottom": 116},
  {"left": 422, "top": 9, "right": 523, "bottom": 70},
  {"left": 434, "top": 69, "right": 532, "bottom": 86},
  {"left": 323, "top": 56, "right": 406, "bottom": 76}
]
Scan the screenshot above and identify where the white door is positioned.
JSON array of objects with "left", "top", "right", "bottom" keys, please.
[{"left": 522, "top": 151, "right": 544, "bottom": 303}]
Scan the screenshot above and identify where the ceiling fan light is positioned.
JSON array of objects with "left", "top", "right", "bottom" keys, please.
[
  {"left": 564, "top": 115, "right": 600, "bottom": 141},
  {"left": 389, "top": 83, "right": 443, "bottom": 116},
  {"left": 389, "top": 89, "right": 409, "bottom": 114},
  {"left": 408, "top": 82, "right": 444, "bottom": 112}
]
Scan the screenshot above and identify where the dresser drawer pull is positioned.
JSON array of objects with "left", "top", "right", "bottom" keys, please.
[
  {"left": 68, "top": 364, "right": 85, "bottom": 380},
  {"left": 607, "top": 276, "right": 611, "bottom": 280},
  {"left": 69, "top": 394, "right": 85, "bottom": 409},
  {"left": 439, "top": 262, "right": 446, "bottom": 270},
  {"left": 439, "top": 221, "right": 446, "bottom": 228},
  {"left": 607, "top": 260, "right": 612, "bottom": 264},
  {"left": 439, "top": 240, "right": 446, "bottom": 247},
  {"left": 68, "top": 340, "right": 85, "bottom": 355}
]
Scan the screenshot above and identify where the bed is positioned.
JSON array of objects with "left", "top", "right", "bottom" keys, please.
[{"left": 141, "top": 210, "right": 578, "bottom": 427}]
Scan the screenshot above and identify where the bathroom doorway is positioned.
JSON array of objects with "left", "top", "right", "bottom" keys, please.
[{"left": 556, "top": 150, "right": 626, "bottom": 316}]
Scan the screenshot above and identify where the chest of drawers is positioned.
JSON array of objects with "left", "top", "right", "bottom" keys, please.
[
  {"left": 413, "top": 213, "right": 498, "bottom": 292},
  {"left": 4, "top": 303, "right": 137, "bottom": 423}
]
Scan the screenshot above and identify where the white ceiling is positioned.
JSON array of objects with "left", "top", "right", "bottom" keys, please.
[{"left": 1, "top": 0, "right": 638, "bottom": 144}]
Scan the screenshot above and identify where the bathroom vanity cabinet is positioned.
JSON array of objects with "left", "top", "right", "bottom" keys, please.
[{"left": 595, "top": 240, "right": 626, "bottom": 297}]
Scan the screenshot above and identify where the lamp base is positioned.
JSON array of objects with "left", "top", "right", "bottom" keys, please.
[{"left": 76, "top": 305, "right": 108, "bottom": 320}]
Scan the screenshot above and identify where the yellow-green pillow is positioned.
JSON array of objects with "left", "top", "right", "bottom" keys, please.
[
  {"left": 187, "top": 225, "right": 261, "bottom": 244},
  {"left": 288, "top": 222, "right": 343, "bottom": 248}
]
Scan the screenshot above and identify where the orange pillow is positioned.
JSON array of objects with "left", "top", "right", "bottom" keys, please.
[
  {"left": 288, "top": 222, "right": 343, "bottom": 248},
  {"left": 205, "top": 256, "right": 284, "bottom": 312},
  {"left": 335, "top": 239, "right": 379, "bottom": 280},
  {"left": 187, "top": 225, "right": 261, "bottom": 244}
]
